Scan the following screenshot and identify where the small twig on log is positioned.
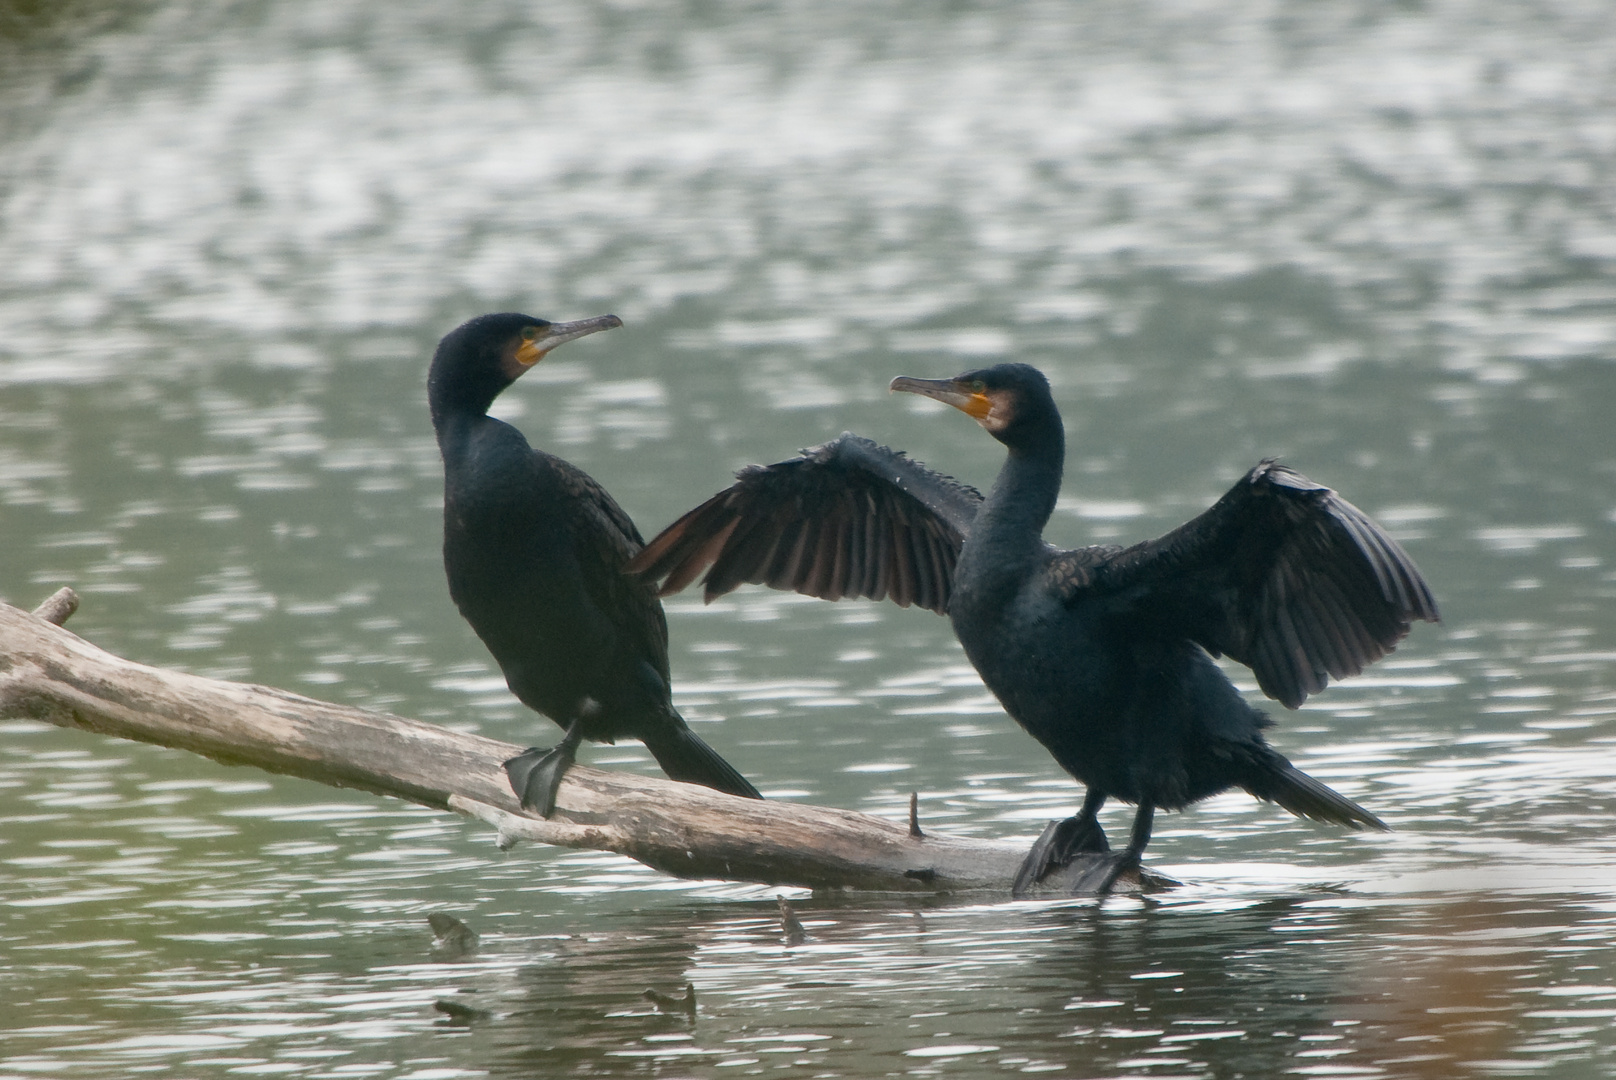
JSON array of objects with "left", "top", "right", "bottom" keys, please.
[
  {"left": 31, "top": 587, "right": 79, "bottom": 626},
  {"left": 908, "top": 791, "right": 924, "bottom": 839},
  {"left": 0, "top": 597, "right": 1170, "bottom": 896}
]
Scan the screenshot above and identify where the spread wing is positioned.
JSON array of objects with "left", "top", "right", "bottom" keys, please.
[
  {"left": 628, "top": 433, "right": 983, "bottom": 614},
  {"left": 1050, "top": 461, "right": 1439, "bottom": 708}
]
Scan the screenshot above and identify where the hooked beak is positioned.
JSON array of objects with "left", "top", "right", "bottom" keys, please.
[
  {"left": 889, "top": 375, "right": 993, "bottom": 422},
  {"left": 514, "top": 314, "right": 624, "bottom": 367}
]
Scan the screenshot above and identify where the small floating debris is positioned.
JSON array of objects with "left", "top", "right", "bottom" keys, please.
[
  {"left": 643, "top": 982, "right": 697, "bottom": 1019},
  {"left": 777, "top": 896, "right": 806, "bottom": 947},
  {"left": 428, "top": 912, "right": 480, "bottom": 959},
  {"left": 434, "top": 997, "right": 492, "bottom": 1024}
]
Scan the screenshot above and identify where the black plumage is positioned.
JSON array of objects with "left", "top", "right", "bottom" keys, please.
[
  {"left": 632, "top": 434, "right": 980, "bottom": 611},
  {"left": 631, "top": 362, "right": 1437, "bottom": 893},
  {"left": 429, "top": 312, "right": 761, "bottom": 816}
]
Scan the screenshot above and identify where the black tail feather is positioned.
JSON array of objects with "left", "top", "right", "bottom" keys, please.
[
  {"left": 1245, "top": 762, "right": 1388, "bottom": 831},
  {"left": 642, "top": 722, "right": 762, "bottom": 801}
]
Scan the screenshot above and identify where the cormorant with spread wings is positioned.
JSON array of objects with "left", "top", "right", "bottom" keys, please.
[{"left": 630, "top": 362, "right": 1437, "bottom": 893}]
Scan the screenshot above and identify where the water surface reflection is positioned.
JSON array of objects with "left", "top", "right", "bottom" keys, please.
[{"left": 10, "top": 885, "right": 1616, "bottom": 1077}]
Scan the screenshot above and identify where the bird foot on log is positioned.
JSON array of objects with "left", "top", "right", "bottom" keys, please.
[
  {"left": 1062, "top": 850, "right": 1142, "bottom": 896},
  {"left": 1012, "top": 815, "right": 1111, "bottom": 897},
  {"left": 503, "top": 741, "right": 578, "bottom": 817}
]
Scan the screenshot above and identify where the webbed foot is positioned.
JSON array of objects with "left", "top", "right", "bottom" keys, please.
[
  {"left": 503, "top": 740, "right": 578, "bottom": 818},
  {"left": 1012, "top": 815, "right": 1112, "bottom": 897},
  {"left": 1064, "top": 849, "right": 1142, "bottom": 896},
  {"left": 1067, "top": 801, "right": 1154, "bottom": 896}
]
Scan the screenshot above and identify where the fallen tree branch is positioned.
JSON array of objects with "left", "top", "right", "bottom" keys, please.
[{"left": 0, "top": 593, "right": 1166, "bottom": 895}]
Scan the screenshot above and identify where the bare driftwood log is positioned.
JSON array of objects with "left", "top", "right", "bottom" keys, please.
[{"left": 0, "top": 593, "right": 1167, "bottom": 895}]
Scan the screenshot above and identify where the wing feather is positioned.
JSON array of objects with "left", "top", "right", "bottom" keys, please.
[
  {"left": 888, "top": 509, "right": 915, "bottom": 608},
  {"left": 821, "top": 512, "right": 849, "bottom": 601},
  {"left": 661, "top": 515, "right": 739, "bottom": 597},
  {"left": 1052, "top": 460, "right": 1438, "bottom": 708},
  {"left": 629, "top": 433, "right": 982, "bottom": 615}
]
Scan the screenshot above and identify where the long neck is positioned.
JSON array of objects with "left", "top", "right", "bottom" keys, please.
[
  {"left": 430, "top": 375, "right": 514, "bottom": 476},
  {"left": 429, "top": 364, "right": 510, "bottom": 468},
  {"left": 428, "top": 356, "right": 506, "bottom": 438},
  {"left": 432, "top": 408, "right": 489, "bottom": 465},
  {"left": 983, "top": 437, "right": 1063, "bottom": 543},
  {"left": 960, "top": 417, "right": 1065, "bottom": 586}
]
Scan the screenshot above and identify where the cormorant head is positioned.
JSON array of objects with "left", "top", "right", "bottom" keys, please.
[
  {"left": 890, "top": 363, "right": 1061, "bottom": 450},
  {"left": 428, "top": 311, "right": 623, "bottom": 425}
]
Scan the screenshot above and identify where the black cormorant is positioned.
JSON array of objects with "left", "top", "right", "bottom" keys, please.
[
  {"left": 429, "top": 312, "right": 761, "bottom": 816},
  {"left": 630, "top": 362, "right": 1437, "bottom": 893}
]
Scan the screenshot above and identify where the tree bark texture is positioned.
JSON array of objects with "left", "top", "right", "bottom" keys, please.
[{"left": 0, "top": 594, "right": 1163, "bottom": 895}]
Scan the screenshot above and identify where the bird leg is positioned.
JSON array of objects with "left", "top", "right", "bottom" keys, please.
[
  {"left": 1011, "top": 788, "right": 1111, "bottom": 897},
  {"left": 1066, "top": 801, "right": 1155, "bottom": 896},
  {"left": 503, "top": 719, "right": 586, "bottom": 818}
]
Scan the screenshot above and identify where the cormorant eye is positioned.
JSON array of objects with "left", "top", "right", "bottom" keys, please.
[
  {"left": 521, "top": 326, "right": 541, "bottom": 342},
  {"left": 970, "top": 379, "right": 986, "bottom": 394}
]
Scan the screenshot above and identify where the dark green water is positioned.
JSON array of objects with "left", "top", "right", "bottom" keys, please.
[{"left": 3, "top": 1, "right": 1615, "bottom": 1076}]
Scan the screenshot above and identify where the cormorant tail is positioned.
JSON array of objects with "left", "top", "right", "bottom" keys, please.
[
  {"left": 641, "top": 722, "right": 762, "bottom": 801},
  {"left": 1245, "top": 761, "right": 1388, "bottom": 831}
]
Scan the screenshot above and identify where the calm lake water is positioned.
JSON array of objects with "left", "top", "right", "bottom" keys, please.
[{"left": 3, "top": 1, "right": 1616, "bottom": 1076}]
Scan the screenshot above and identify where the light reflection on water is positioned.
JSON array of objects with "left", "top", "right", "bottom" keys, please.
[{"left": 3, "top": 0, "right": 1616, "bottom": 1076}]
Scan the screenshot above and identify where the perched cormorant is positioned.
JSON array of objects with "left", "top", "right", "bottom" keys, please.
[
  {"left": 429, "top": 312, "right": 761, "bottom": 816},
  {"left": 630, "top": 363, "right": 1437, "bottom": 893}
]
